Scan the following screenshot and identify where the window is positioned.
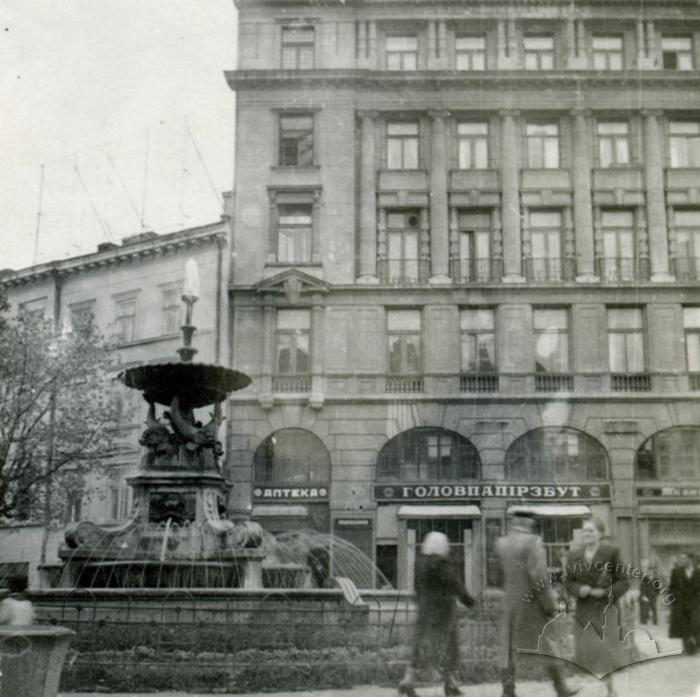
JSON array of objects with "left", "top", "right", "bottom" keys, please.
[
  {"left": 387, "top": 121, "right": 419, "bottom": 169},
  {"left": 536, "top": 517, "right": 585, "bottom": 571},
  {"left": 526, "top": 123, "right": 559, "bottom": 169},
  {"left": 457, "top": 211, "right": 491, "bottom": 281},
  {"left": 534, "top": 309, "right": 569, "bottom": 372},
  {"left": 253, "top": 428, "right": 330, "bottom": 483},
  {"left": 277, "top": 204, "right": 312, "bottom": 262},
  {"left": 597, "top": 122, "right": 630, "bottom": 167},
  {"left": 456, "top": 36, "right": 486, "bottom": 70},
  {"left": 662, "top": 37, "right": 693, "bottom": 70},
  {"left": 386, "top": 211, "right": 421, "bottom": 283},
  {"left": 377, "top": 427, "right": 481, "bottom": 481},
  {"left": 460, "top": 309, "right": 496, "bottom": 372},
  {"left": 161, "top": 287, "right": 181, "bottom": 335},
  {"left": 457, "top": 122, "right": 488, "bottom": 169},
  {"left": 70, "top": 302, "right": 95, "bottom": 335},
  {"left": 109, "top": 486, "right": 132, "bottom": 521},
  {"left": 592, "top": 36, "right": 624, "bottom": 70},
  {"left": 279, "top": 114, "right": 314, "bottom": 166},
  {"left": 523, "top": 36, "right": 554, "bottom": 70},
  {"left": 608, "top": 308, "right": 644, "bottom": 372},
  {"left": 114, "top": 296, "right": 136, "bottom": 343},
  {"left": 387, "top": 309, "right": 421, "bottom": 374},
  {"left": 18, "top": 298, "right": 46, "bottom": 323},
  {"left": 281, "top": 26, "right": 315, "bottom": 69},
  {"left": 601, "top": 210, "right": 635, "bottom": 281},
  {"left": 636, "top": 427, "right": 700, "bottom": 480},
  {"left": 684, "top": 308, "right": 700, "bottom": 373},
  {"left": 675, "top": 211, "right": 700, "bottom": 280},
  {"left": 529, "top": 210, "right": 562, "bottom": 280},
  {"left": 276, "top": 309, "right": 310, "bottom": 374},
  {"left": 64, "top": 490, "right": 83, "bottom": 524},
  {"left": 506, "top": 428, "right": 608, "bottom": 480},
  {"left": 386, "top": 35, "right": 418, "bottom": 70},
  {"left": 669, "top": 121, "right": 700, "bottom": 168}
]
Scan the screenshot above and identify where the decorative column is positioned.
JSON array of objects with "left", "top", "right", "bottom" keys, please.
[
  {"left": 571, "top": 109, "right": 597, "bottom": 281},
  {"left": 368, "top": 21, "right": 377, "bottom": 66},
  {"left": 448, "top": 207, "right": 459, "bottom": 279},
  {"left": 377, "top": 207, "right": 387, "bottom": 282},
  {"left": 259, "top": 299, "right": 276, "bottom": 409},
  {"left": 563, "top": 206, "right": 576, "bottom": 280},
  {"left": 357, "top": 110, "right": 378, "bottom": 283},
  {"left": 491, "top": 206, "right": 504, "bottom": 279},
  {"left": 309, "top": 295, "right": 324, "bottom": 410},
  {"left": 429, "top": 110, "right": 450, "bottom": 283},
  {"left": 593, "top": 206, "right": 604, "bottom": 278},
  {"left": 420, "top": 208, "right": 431, "bottom": 282},
  {"left": 636, "top": 19, "right": 646, "bottom": 68},
  {"left": 500, "top": 110, "right": 524, "bottom": 281},
  {"left": 667, "top": 205, "right": 678, "bottom": 277},
  {"left": 642, "top": 110, "right": 673, "bottom": 280}
]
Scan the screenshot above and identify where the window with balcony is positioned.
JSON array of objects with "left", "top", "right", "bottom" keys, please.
[
  {"left": 669, "top": 121, "right": 700, "bottom": 168},
  {"left": 662, "top": 37, "right": 694, "bottom": 70},
  {"left": 597, "top": 122, "right": 630, "bottom": 167},
  {"left": 160, "top": 287, "right": 181, "bottom": 335},
  {"left": 279, "top": 114, "right": 314, "bottom": 167},
  {"left": 114, "top": 296, "right": 137, "bottom": 343},
  {"left": 457, "top": 122, "right": 489, "bottom": 169},
  {"left": 386, "top": 121, "right": 419, "bottom": 169},
  {"left": 455, "top": 36, "right": 486, "bottom": 70},
  {"left": 523, "top": 36, "right": 554, "bottom": 70},
  {"left": 534, "top": 309, "right": 571, "bottom": 391},
  {"left": 675, "top": 211, "right": 700, "bottom": 280},
  {"left": 387, "top": 309, "right": 422, "bottom": 377},
  {"left": 608, "top": 308, "right": 647, "bottom": 389},
  {"left": 600, "top": 210, "right": 636, "bottom": 281},
  {"left": 275, "top": 309, "right": 310, "bottom": 391},
  {"left": 281, "top": 26, "right": 315, "bottom": 69},
  {"left": 529, "top": 210, "right": 562, "bottom": 281},
  {"left": 386, "top": 211, "right": 421, "bottom": 283},
  {"left": 277, "top": 204, "right": 312, "bottom": 263},
  {"left": 526, "top": 123, "right": 559, "bottom": 169},
  {"left": 456, "top": 211, "right": 491, "bottom": 282},
  {"left": 592, "top": 36, "right": 624, "bottom": 70},
  {"left": 460, "top": 309, "right": 497, "bottom": 392},
  {"left": 684, "top": 308, "right": 700, "bottom": 390},
  {"left": 386, "top": 35, "right": 418, "bottom": 70}
]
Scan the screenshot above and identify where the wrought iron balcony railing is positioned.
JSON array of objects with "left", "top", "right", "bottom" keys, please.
[
  {"left": 378, "top": 258, "right": 430, "bottom": 285},
  {"left": 673, "top": 257, "right": 700, "bottom": 282},
  {"left": 450, "top": 258, "right": 502, "bottom": 283},
  {"left": 596, "top": 257, "right": 650, "bottom": 283}
]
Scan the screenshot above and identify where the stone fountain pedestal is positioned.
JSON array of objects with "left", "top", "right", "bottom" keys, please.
[{"left": 0, "top": 625, "right": 74, "bottom": 697}]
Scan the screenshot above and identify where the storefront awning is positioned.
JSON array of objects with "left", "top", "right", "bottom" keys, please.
[
  {"left": 398, "top": 505, "right": 481, "bottom": 519},
  {"left": 639, "top": 504, "right": 700, "bottom": 517},
  {"left": 251, "top": 505, "right": 310, "bottom": 518},
  {"left": 507, "top": 504, "right": 591, "bottom": 517}
]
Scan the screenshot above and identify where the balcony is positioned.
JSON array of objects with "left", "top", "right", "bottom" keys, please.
[
  {"left": 272, "top": 374, "right": 311, "bottom": 393},
  {"left": 525, "top": 257, "right": 575, "bottom": 282},
  {"left": 593, "top": 167, "right": 644, "bottom": 192},
  {"left": 450, "top": 258, "right": 502, "bottom": 283},
  {"left": 385, "top": 375, "right": 424, "bottom": 393},
  {"left": 449, "top": 169, "right": 500, "bottom": 191},
  {"left": 610, "top": 373, "right": 651, "bottom": 392},
  {"left": 521, "top": 169, "right": 571, "bottom": 190},
  {"left": 460, "top": 374, "right": 499, "bottom": 393},
  {"left": 673, "top": 257, "right": 700, "bottom": 282},
  {"left": 378, "top": 258, "right": 430, "bottom": 285},
  {"left": 535, "top": 373, "right": 574, "bottom": 393},
  {"left": 596, "top": 257, "right": 650, "bottom": 283},
  {"left": 666, "top": 168, "right": 700, "bottom": 192}
]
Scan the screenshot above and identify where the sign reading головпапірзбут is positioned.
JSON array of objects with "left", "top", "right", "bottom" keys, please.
[{"left": 373, "top": 483, "right": 611, "bottom": 501}]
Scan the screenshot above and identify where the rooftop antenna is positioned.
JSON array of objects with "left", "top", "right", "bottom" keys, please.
[
  {"left": 74, "top": 157, "right": 112, "bottom": 242},
  {"left": 32, "top": 163, "right": 45, "bottom": 264}
]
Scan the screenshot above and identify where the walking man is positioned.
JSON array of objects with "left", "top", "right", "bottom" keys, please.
[{"left": 495, "top": 510, "right": 578, "bottom": 697}]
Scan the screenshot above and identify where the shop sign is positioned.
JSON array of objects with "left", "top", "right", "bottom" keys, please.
[
  {"left": 373, "top": 483, "right": 610, "bottom": 501},
  {"left": 335, "top": 518, "right": 372, "bottom": 529},
  {"left": 253, "top": 486, "right": 329, "bottom": 501},
  {"left": 637, "top": 486, "right": 700, "bottom": 498}
]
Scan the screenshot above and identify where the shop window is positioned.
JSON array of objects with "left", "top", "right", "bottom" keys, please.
[
  {"left": 281, "top": 26, "right": 315, "bottom": 69},
  {"left": 636, "top": 427, "right": 700, "bottom": 480},
  {"left": 597, "top": 122, "right": 630, "bottom": 168},
  {"left": 661, "top": 37, "right": 694, "bottom": 70},
  {"left": 526, "top": 123, "right": 559, "bottom": 169},
  {"left": 253, "top": 428, "right": 330, "bottom": 483},
  {"left": 592, "top": 36, "right": 623, "bottom": 70},
  {"left": 668, "top": 121, "right": 700, "bottom": 168},
  {"left": 523, "top": 36, "right": 554, "bottom": 70},
  {"left": 505, "top": 427, "right": 608, "bottom": 480},
  {"left": 386, "top": 35, "right": 418, "bottom": 70},
  {"left": 408, "top": 518, "right": 472, "bottom": 585},
  {"left": 377, "top": 427, "right": 481, "bottom": 481},
  {"left": 279, "top": 114, "right": 314, "bottom": 167},
  {"left": 457, "top": 122, "right": 489, "bottom": 169},
  {"left": 536, "top": 517, "right": 584, "bottom": 571},
  {"left": 456, "top": 36, "right": 486, "bottom": 70},
  {"left": 386, "top": 121, "right": 419, "bottom": 169}
]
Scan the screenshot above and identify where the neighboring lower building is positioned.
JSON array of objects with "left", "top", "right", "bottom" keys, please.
[{"left": 0, "top": 216, "right": 230, "bottom": 587}]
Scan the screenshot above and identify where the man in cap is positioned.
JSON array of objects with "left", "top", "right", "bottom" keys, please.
[{"left": 495, "top": 509, "right": 578, "bottom": 697}]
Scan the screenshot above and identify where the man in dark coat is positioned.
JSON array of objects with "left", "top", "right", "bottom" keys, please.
[
  {"left": 398, "top": 531, "right": 475, "bottom": 697},
  {"left": 669, "top": 552, "right": 700, "bottom": 654},
  {"left": 496, "top": 510, "right": 578, "bottom": 697},
  {"left": 639, "top": 566, "right": 660, "bottom": 625}
]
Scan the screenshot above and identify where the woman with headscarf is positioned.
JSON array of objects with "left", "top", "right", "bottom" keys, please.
[{"left": 398, "top": 531, "right": 475, "bottom": 697}]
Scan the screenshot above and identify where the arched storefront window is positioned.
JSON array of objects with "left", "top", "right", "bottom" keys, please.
[
  {"left": 636, "top": 427, "right": 700, "bottom": 480},
  {"left": 377, "top": 427, "right": 480, "bottom": 481},
  {"left": 253, "top": 428, "right": 330, "bottom": 483},
  {"left": 505, "top": 428, "right": 608, "bottom": 480}
]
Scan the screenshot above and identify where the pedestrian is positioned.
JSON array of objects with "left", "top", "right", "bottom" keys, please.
[
  {"left": 639, "top": 566, "right": 660, "bottom": 625},
  {"left": 398, "top": 531, "right": 475, "bottom": 697},
  {"left": 669, "top": 551, "right": 700, "bottom": 655},
  {"left": 496, "top": 510, "right": 578, "bottom": 697},
  {"left": 564, "top": 517, "right": 629, "bottom": 697},
  {"left": 0, "top": 576, "right": 35, "bottom": 625}
]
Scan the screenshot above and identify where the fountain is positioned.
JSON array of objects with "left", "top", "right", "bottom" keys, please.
[{"left": 58, "top": 259, "right": 267, "bottom": 589}]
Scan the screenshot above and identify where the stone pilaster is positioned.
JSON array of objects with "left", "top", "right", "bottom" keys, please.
[
  {"left": 357, "top": 110, "right": 378, "bottom": 283},
  {"left": 309, "top": 297, "right": 324, "bottom": 409},
  {"left": 259, "top": 300, "right": 275, "bottom": 410},
  {"left": 500, "top": 110, "right": 524, "bottom": 281},
  {"left": 429, "top": 110, "right": 450, "bottom": 283}
]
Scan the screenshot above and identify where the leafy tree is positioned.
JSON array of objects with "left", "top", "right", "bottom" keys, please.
[{"left": 0, "top": 308, "right": 121, "bottom": 523}]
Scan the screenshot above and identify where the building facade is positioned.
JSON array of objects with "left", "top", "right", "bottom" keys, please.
[
  {"left": 0, "top": 218, "right": 230, "bottom": 587},
  {"left": 226, "top": 0, "right": 700, "bottom": 592}
]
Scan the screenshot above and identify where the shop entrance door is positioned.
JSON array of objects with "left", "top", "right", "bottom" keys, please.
[{"left": 648, "top": 518, "right": 700, "bottom": 580}]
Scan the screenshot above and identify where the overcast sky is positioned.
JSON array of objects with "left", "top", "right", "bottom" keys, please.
[{"left": 1, "top": 1, "right": 237, "bottom": 271}]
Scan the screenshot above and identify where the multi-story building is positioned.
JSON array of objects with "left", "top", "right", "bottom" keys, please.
[
  {"left": 226, "top": 0, "right": 700, "bottom": 592},
  {"left": 0, "top": 217, "right": 229, "bottom": 587}
]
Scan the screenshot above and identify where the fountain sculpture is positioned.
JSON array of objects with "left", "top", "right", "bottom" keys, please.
[{"left": 58, "top": 260, "right": 266, "bottom": 589}]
